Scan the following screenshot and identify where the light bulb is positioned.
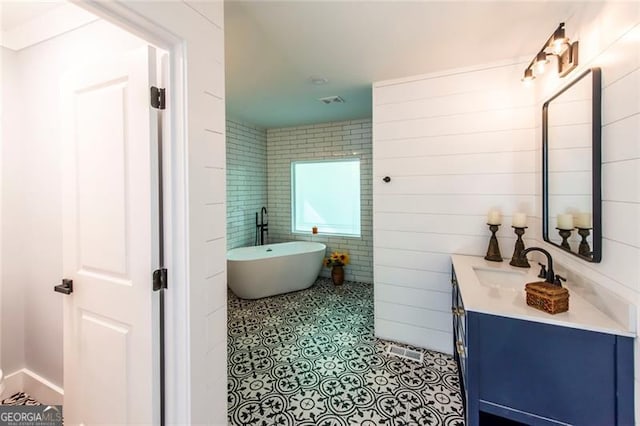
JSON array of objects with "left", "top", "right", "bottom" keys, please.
[
  {"left": 521, "top": 68, "right": 535, "bottom": 86},
  {"left": 552, "top": 39, "right": 568, "bottom": 55},
  {"left": 534, "top": 52, "right": 548, "bottom": 74},
  {"left": 551, "top": 26, "right": 568, "bottom": 54}
]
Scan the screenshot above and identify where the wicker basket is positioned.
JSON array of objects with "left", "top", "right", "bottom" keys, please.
[{"left": 525, "top": 281, "right": 569, "bottom": 314}]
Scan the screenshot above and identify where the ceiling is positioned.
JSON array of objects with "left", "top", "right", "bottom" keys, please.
[
  {"left": 225, "top": 0, "right": 583, "bottom": 129},
  {"left": 0, "top": 1, "right": 62, "bottom": 32},
  {"left": 0, "top": 1, "right": 97, "bottom": 51},
  {"left": 1, "top": 1, "right": 585, "bottom": 129}
]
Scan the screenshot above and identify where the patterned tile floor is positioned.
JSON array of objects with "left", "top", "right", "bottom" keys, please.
[
  {"left": 228, "top": 278, "right": 465, "bottom": 425},
  {"left": 1, "top": 392, "right": 41, "bottom": 405}
]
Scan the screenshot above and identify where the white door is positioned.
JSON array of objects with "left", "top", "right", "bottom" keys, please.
[{"left": 60, "top": 46, "right": 160, "bottom": 425}]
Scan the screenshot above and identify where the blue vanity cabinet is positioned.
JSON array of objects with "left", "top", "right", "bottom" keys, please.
[{"left": 451, "top": 265, "right": 635, "bottom": 426}]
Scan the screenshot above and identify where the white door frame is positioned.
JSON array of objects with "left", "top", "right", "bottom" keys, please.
[{"left": 70, "top": 1, "right": 190, "bottom": 423}]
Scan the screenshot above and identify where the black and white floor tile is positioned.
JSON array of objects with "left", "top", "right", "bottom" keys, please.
[
  {"left": 228, "top": 278, "right": 465, "bottom": 425},
  {"left": 1, "top": 392, "right": 41, "bottom": 406}
]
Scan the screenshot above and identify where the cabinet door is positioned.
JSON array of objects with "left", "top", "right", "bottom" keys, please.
[
  {"left": 452, "top": 266, "right": 460, "bottom": 351},
  {"left": 473, "top": 313, "right": 616, "bottom": 425},
  {"left": 451, "top": 266, "right": 468, "bottom": 415}
]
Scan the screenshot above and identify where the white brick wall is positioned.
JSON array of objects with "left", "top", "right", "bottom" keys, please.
[
  {"left": 266, "top": 119, "right": 373, "bottom": 283},
  {"left": 226, "top": 119, "right": 267, "bottom": 249}
]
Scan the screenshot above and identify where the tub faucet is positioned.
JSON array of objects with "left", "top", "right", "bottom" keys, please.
[
  {"left": 261, "top": 207, "right": 268, "bottom": 245},
  {"left": 256, "top": 207, "right": 268, "bottom": 245},
  {"left": 520, "top": 247, "right": 555, "bottom": 284}
]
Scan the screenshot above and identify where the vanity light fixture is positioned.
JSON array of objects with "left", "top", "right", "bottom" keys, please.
[
  {"left": 521, "top": 68, "right": 535, "bottom": 84},
  {"left": 521, "top": 22, "right": 578, "bottom": 84}
]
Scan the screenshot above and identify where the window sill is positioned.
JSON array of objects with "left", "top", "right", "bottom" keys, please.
[{"left": 292, "top": 231, "right": 361, "bottom": 239}]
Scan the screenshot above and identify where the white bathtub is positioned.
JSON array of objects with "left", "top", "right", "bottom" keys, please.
[{"left": 227, "top": 241, "right": 326, "bottom": 299}]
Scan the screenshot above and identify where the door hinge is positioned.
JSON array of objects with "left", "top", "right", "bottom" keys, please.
[
  {"left": 150, "top": 86, "right": 166, "bottom": 110},
  {"left": 153, "top": 268, "right": 168, "bottom": 291}
]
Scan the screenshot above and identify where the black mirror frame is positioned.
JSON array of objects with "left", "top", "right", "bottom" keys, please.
[{"left": 542, "top": 67, "right": 602, "bottom": 263}]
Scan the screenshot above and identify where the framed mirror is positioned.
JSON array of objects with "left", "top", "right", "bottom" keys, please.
[{"left": 543, "top": 67, "right": 601, "bottom": 262}]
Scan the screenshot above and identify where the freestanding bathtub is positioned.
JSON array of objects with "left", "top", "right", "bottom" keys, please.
[{"left": 227, "top": 241, "right": 326, "bottom": 299}]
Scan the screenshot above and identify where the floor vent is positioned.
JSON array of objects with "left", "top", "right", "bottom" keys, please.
[{"left": 386, "top": 344, "right": 424, "bottom": 363}]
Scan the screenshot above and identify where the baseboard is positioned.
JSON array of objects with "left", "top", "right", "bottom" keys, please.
[{"left": 3, "top": 369, "right": 63, "bottom": 405}]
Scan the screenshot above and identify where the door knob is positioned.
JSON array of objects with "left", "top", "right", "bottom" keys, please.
[
  {"left": 383, "top": 176, "right": 391, "bottom": 183},
  {"left": 54, "top": 279, "right": 73, "bottom": 295}
]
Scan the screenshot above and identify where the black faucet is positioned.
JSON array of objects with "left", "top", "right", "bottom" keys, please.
[
  {"left": 256, "top": 207, "right": 268, "bottom": 245},
  {"left": 520, "top": 247, "right": 555, "bottom": 284}
]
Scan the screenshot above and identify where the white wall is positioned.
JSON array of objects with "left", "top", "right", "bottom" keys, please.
[
  {"left": 0, "top": 46, "right": 3, "bottom": 370},
  {"left": 373, "top": 61, "right": 536, "bottom": 353},
  {"left": 3, "top": 2, "right": 230, "bottom": 422},
  {"left": 373, "top": 1, "right": 639, "bottom": 419},
  {"left": 226, "top": 119, "right": 268, "bottom": 249},
  {"left": 1, "top": 45, "right": 25, "bottom": 378},
  {"left": 267, "top": 119, "right": 374, "bottom": 283},
  {"left": 116, "top": 2, "right": 228, "bottom": 424},
  {"left": 225, "top": 118, "right": 374, "bottom": 282},
  {"left": 530, "top": 2, "right": 640, "bottom": 419},
  {"left": 1, "top": 19, "right": 147, "bottom": 389}
]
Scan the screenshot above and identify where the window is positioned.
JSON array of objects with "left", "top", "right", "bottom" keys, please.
[{"left": 292, "top": 159, "right": 361, "bottom": 236}]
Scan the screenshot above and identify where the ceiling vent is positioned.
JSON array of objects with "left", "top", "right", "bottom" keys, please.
[{"left": 318, "top": 95, "right": 345, "bottom": 105}]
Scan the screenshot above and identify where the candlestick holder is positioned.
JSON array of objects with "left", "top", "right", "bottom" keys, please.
[
  {"left": 509, "top": 226, "right": 530, "bottom": 268},
  {"left": 484, "top": 224, "right": 503, "bottom": 262},
  {"left": 556, "top": 227, "right": 573, "bottom": 250},
  {"left": 577, "top": 227, "right": 592, "bottom": 257}
]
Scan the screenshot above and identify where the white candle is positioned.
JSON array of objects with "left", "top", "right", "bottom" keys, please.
[
  {"left": 487, "top": 210, "right": 502, "bottom": 225},
  {"left": 557, "top": 213, "right": 574, "bottom": 230},
  {"left": 512, "top": 212, "right": 527, "bottom": 228},
  {"left": 575, "top": 212, "right": 592, "bottom": 229}
]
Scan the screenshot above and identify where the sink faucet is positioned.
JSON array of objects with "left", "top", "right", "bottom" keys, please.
[{"left": 520, "top": 247, "right": 555, "bottom": 284}]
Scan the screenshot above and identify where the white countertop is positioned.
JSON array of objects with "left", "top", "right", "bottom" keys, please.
[{"left": 452, "top": 254, "right": 635, "bottom": 338}]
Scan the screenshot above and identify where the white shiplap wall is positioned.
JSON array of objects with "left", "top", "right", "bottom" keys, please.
[
  {"left": 372, "top": 62, "right": 536, "bottom": 354},
  {"left": 531, "top": 2, "right": 640, "bottom": 419},
  {"left": 373, "top": 2, "right": 639, "bottom": 417},
  {"left": 116, "top": 2, "right": 227, "bottom": 424}
]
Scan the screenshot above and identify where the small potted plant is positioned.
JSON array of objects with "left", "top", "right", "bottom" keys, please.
[{"left": 324, "top": 251, "right": 350, "bottom": 285}]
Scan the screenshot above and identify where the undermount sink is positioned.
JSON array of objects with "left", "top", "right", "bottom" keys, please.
[{"left": 473, "top": 267, "right": 528, "bottom": 291}]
